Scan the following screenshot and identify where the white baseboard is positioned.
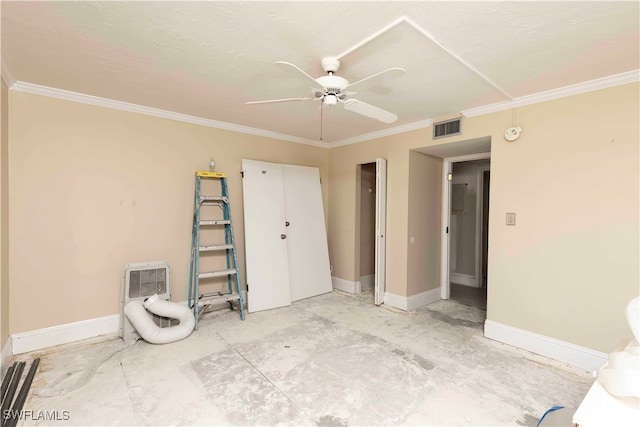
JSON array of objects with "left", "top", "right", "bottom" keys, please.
[
  {"left": 332, "top": 276, "right": 360, "bottom": 294},
  {"left": 359, "top": 275, "right": 375, "bottom": 291},
  {"left": 11, "top": 314, "right": 120, "bottom": 355},
  {"left": 450, "top": 273, "right": 478, "bottom": 287},
  {"left": 383, "top": 292, "right": 407, "bottom": 310},
  {"left": 384, "top": 288, "right": 442, "bottom": 311},
  {"left": 484, "top": 320, "right": 608, "bottom": 372},
  {"left": 1, "top": 336, "right": 13, "bottom": 375},
  {"left": 407, "top": 288, "right": 442, "bottom": 310},
  {"left": 11, "top": 293, "right": 248, "bottom": 355}
]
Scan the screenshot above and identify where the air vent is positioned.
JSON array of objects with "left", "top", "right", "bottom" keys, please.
[
  {"left": 120, "top": 261, "right": 177, "bottom": 343},
  {"left": 433, "top": 118, "right": 462, "bottom": 139}
]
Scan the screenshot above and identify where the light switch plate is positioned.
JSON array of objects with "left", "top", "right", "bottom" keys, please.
[{"left": 506, "top": 212, "right": 516, "bottom": 226}]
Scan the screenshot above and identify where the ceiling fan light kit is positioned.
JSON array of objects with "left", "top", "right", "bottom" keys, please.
[{"left": 323, "top": 94, "right": 338, "bottom": 107}]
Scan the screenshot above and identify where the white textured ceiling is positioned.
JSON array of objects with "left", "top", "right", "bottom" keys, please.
[{"left": 2, "top": 1, "right": 639, "bottom": 144}]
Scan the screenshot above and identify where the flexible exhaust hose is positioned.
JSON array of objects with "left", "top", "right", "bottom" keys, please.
[{"left": 124, "top": 294, "right": 195, "bottom": 344}]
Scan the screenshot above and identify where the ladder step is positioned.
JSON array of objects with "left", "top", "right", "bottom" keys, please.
[
  {"left": 200, "top": 195, "right": 228, "bottom": 203},
  {"left": 200, "top": 219, "right": 231, "bottom": 226},
  {"left": 198, "top": 269, "right": 237, "bottom": 279},
  {"left": 198, "top": 292, "right": 240, "bottom": 306},
  {"left": 199, "top": 244, "right": 234, "bottom": 252}
]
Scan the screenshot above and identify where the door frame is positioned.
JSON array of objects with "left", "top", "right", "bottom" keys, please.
[
  {"left": 475, "top": 165, "right": 491, "bottom": 288},
  {"left": 440, "top": 152, "right": 491, "bottom": 299},
  {"left": 354, "top": 159, "right": 387, "bottom": 305}
]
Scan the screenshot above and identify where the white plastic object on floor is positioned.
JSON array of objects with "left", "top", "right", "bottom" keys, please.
[
  {"left": 626, "top": 296, "right": 639, "bottom": 342},
  {"left": 124, "top": 294, "right": 195, "bottom": 344},
  {"left": 573, "top": 380, "right": 640, "bottom": 427},
  {"left": 597, "top": 296, "right": 640, "bottom": 398}
]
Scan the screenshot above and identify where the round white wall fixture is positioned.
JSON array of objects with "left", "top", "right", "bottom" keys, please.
[{"left": 504, "top": 126, "right": 522, "bottom": 141}]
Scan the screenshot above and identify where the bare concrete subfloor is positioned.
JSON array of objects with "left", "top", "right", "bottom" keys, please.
[
  {"left": 450, "top": 283, "right": 487, "bottom": 311},
  {"left": 14, "top": 291, "right": 593, "bottom": 426}
]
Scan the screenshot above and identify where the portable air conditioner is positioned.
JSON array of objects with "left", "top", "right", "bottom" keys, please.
[{"left": 120, "top": 261, "right": 177, "bottom": 343}]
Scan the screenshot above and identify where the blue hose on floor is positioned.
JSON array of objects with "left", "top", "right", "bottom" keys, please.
[{"left": 536, "top": 405, "right": 564, "bottom": 427}]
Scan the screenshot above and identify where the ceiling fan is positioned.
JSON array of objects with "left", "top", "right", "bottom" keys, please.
[{"left": 247, "top": 57, "right": 405, "bottom": 124}]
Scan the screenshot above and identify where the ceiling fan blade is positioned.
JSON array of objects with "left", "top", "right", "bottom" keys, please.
[
  {"left": 345, "top": 67, "right": 405, "bottom": 92},
  {"left": 342, "top": 99, "right": 398, "bottom": 123},
  {"left": 246, "top": 97, "right": 313, "bottom": 105},
  {"left": 275, "top": 61, "right": 322, "bottom": 88}
]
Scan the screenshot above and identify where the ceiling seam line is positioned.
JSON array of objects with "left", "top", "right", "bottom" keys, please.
[
  {"left": 401, "top": 17, "right": 514, "bottom": 100},
  {"left": 336, "top": 16, "right": 407, "bottom": 60},
  {"left": 333, "top": 16, "right": 514, "bottom": 100}
]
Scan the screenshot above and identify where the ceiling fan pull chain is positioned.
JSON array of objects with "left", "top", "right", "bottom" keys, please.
[{"left": 320, "top": 102, "right": 324, "bottom": 141}]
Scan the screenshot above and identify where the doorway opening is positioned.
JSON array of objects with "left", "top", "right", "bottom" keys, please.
[
  {"left": 357, "top": 162, "right": 376, "bottom": 303},
  {"left": 355, "top": 159, "right": 386, "bottom": 305},
  {"left": 445, "top": 157, "right": 491, "bottom": 312}
]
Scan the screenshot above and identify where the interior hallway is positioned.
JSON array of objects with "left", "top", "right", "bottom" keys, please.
[{"left": 14, "top": 292, "right": 593, "bottom": 426}]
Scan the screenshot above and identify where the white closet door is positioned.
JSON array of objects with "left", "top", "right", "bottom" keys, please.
[
  {"left": 375, "top": 158, "right": 387, "bottom": 305},
  {"left": 282, "top": 165, "right": 332, "bottom": 301},
  {"left": 242, "top": 160, "right": 291, "bottom": 313}
]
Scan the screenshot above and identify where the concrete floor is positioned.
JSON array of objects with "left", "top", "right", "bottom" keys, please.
[
  {"left": 14, "top": 291, "right": 593, "bottom": 426},
  {"left": 450, "top": 283, "right": 487, "bottom": 311}
]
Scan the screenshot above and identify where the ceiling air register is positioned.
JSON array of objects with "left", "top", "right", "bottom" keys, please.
[{"left": 433, "top": 118, "right": 462, "bottom": 139}]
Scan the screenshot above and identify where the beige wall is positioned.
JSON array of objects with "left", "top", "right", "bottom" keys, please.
[
  {"left": 486, "top": 84, "right": 639, "bottom": 352},
  {"left": 407, "top": 151, "right": 441, "bottom": 295},
  {"left": 1, "top": 78, "right": 9, "bottom": 349},
  {"left": 8, "top": 91, "right": 328, "bottom": 333},
  {"left": 6, "top": 82, "right": 638, "bottom": 355},
  {"left": 328, "top": 83, "right": 638, "bottom": 353}
]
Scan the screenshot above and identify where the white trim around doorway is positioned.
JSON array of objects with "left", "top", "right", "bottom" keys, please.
[
  {"left": 476, "top": 164, "right": 491, "bottom": 288},
  {"left": 440, "top": 152, "right": 491, "bottom": 300}
]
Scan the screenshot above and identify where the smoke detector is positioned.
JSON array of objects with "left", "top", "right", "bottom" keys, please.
[{"left": 504, "top": 126, "right": 522, "bottom": 142}]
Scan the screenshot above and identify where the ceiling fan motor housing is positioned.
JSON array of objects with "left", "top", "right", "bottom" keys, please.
[
  {"left": 316, "top": 75, "right": 349, "bottom": 92},
  {"left": 315, "top": 74, "right": 349, "bottom": 106}
]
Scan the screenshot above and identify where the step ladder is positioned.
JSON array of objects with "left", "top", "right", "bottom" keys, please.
[{"left": 188, "top": 171, "right": 245, "bottom": 329}]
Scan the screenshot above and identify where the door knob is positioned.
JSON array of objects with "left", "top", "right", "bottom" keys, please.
[{"left": 281, "top": 234, "right": 287, "bottom": 239}]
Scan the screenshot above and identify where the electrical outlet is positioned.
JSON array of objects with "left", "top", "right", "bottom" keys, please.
[{"left": 506, "top": 212, "right": 516, "bottom": 226}]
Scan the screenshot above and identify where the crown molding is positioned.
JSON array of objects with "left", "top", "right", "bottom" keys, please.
[
  {"left": 328, "top": 119, "right": 433, "bottom": 148},
  {"left": 10, "top": 81, "right": 327, "bottom": 148},
  {"left": 9, "top": 68, "right": 638, "bottom": 149},
  {"left": 461, "top": 69, "right": 640, "bottom": 118},
  {"left": 1, "top": 56, "right": 16, "bottom": 88}
]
